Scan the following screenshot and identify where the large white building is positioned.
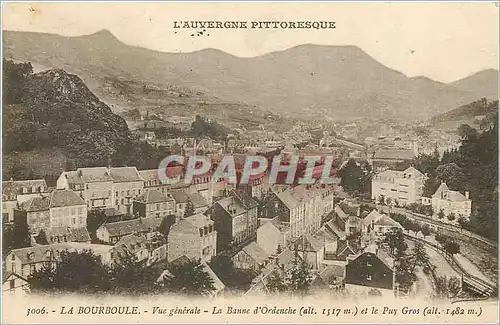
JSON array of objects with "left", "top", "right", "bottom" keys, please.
[
  {"left": 371, "top": 167, "right": 427, "bottom": 206},
  {"left": 429, "top": 182, "right": 472, "bottom": 219}
]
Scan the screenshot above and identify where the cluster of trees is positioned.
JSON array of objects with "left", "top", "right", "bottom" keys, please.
[
  {"left": 406, "top": 203, "right": 433, "bottom": 216},
  {"left": 191, "top": 115, "right": 229, "bottom": 142},
  {"left": 2, "top": 218, "right": 31, "bottom": 259},
  {"left": 28, "top": 250, "right": 216, "bottom": 296},
  {"left": 338, "top": 159, "right": 372, "bottom": 198},
  {"left": 266, "top": 257, "right": 314, "bottom": 296},
  {"left": 410, "top": 118, "right": 497, "bottom": 240},
  {"left": 390, "top": 213, "right": 432, "bottom": 237},
  {"left": 209, "top": 255, "right": 258, "bottom": 290},
  {"left": 383, "top": 229, "right": 431, "bottom": 293},
  {"left": 435, "top": 234, "right": 460, "bottom": 256}
]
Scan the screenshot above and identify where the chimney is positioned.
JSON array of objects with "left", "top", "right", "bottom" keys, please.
[{"left": 465, "top": 191, "right": 469, "bottom": 199}]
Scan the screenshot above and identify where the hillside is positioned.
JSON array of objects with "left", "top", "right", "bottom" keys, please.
[
  {"left": 2, "top": 60, "right": 166, "bottom": 183},
  {"left": 3, "top": 29, "right": 497, "bottom": 120},
  {"left": 430, "top": 98, "right": 498, "bottom": 131}
]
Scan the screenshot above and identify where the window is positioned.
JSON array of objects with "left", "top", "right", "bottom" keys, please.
[
  {"left": 127, "top": 190, "right": 130, "bottom": 196},
  {"left": 366, "top": 275, "right": 372, "bottom": 281},
  {"left": 79, "top": 216, "right": 83, "bottom": 224},
  {"left": 72, "top": 218, "right": 76, "bottom": 225},
  {"left": 22, "top": 187, "right": 27, "bottom": 194},
  {"left": 9, "top": 279, "right": 15, "bottom": 290},
  {"left": 86, "top": 184, "right": 89, "bottom": 190},
  {"left": 11, "top": 264, "right": 16, "bottom": 273},
  {"left": 78, "top": 207, "right": 83, "bottom": 214},
  {"left": 156, "top": 204, "right": 160, "bottom": 211},
  {"left": 11, "top": 254, "right": 15, "bottom": 261}
]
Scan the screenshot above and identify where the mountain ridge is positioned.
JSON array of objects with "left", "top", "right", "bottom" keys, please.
[{"left": 3, "top": 29, "right": 498, "bottom": 120}]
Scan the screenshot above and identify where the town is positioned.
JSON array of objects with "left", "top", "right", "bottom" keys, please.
[{"left": 3, "top": 106, "right": 498, "bottom": 300}]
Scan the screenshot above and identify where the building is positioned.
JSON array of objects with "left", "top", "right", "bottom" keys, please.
[
  {"left": 45, "top": 226, "right": 91, "bottom": 244},
  {"left": 232, "top": 241, "right": 269, "bottom": 271},
  {"left": 207, "top": 190, "right": 259, "bottom": 251},
  {"left": 139, "top": 167, "right": 184, "bottom": 195},
  {"left": 109, "top": 167, "right": 145, "bottom": 215},
  {"left": 110, "top": 233, "right": 167, "bottom": 266},
  {"left": 260, "top": 185, "right": 325, "bottom": 240},
  {"left": 3, "top": 272, "right": 30, "bottom": 297},
  {"left": 256, "top": 217, "right": 291, "bottom": 256},
  {"left": 14, "top": 189, "right": 87, "bottom": 234},
  {"left": 4, "top": 243, "right": 113, "bottom": 277},
  {"left": 95, "top": 217, "right": 162, "bottom": 244},
  {"left": 2, "top": 179, "right": 49, "bottom": 222},
  {"left": 133, "top": 190, "right": 175, "bottom": 218},
  {"left": 345, "top": 245, "right": 396, "bottom": 297},
  {"left": 167, "top": 214, "right": 217, "bottom": 263},
  {"left": 57, "top": 167, "right": 114, "bottom": 209},
  {"left": 430, "top": 182, "right": 472, "bottom": 219},
  {"left": 293, "top": 234, "right": 325, "bottom": 271},
  {"left": 170, "top": 190, "right": 209, "bottom": 219},
  {"left": 361, "top": 210, "right": 404, "bottom": 241},
  {"left": 371, "top": 167, "right": 427, "bottom": 206}
]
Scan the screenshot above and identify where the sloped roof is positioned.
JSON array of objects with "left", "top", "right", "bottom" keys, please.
[
  {"left": 363, "top": 209, "right": 383, "bottom": 226},
  {"left": 136, "top": 189, "right": 173, "bottom": 204},
  {"left": 61, "top": 171, "right": 84, "bottom": 186},
  {"left": 102, "top": 219, "right": 149, "bottom": 237},
  {"left": 188, "top": 192, "right": 208, "bottom": 208},
  {"left": 373, "top": 215, "right": 404, "bottom": 228},
  {"left": 21, "top": 196, "right": 49, "bottom": 212},
  {"left": 77, "top": 167, "right": 113, "bottom": 183},
  {"left": 48, "top": 189, "right": 85, "bottom": 208},
  {"left": 170, "top": 189, "right": 189, "bottom": 204},
  {"left": 109, "top": 167, "right": 143, "bottom": 183},
  {"left": 216, "top": 196, "right": 246, "bottom": 217},
  {"left": 3, "top": 179, "right": 48, "bottom": 196},
  {"left": 336, "top": 240, "right": 356, "bottom": 256},
  {"left": 373, "top": 149, "right": 415, "bottom": 160},
  {"left": 325, "top": 219, "right": 346, "bottom": 240},
  {"left": 184, "top": 213, "right": 213, "bottom": 228},
  {"left": 141, "top": 216, "right": 163, "bottom": 230},
  {"left": 242, "top": 242, "right": 269, "bottom": 265}
]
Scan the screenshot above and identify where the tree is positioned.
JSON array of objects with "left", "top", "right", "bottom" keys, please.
[
  {"left": 338, "top": 159, "right": 364, "bottom": 196},
  {"left": 434, "top": 276, "right": 461, "bottom": 299},
  {"left": 12, "top": 215, "right": 31, "bottom": 249},
  {"left": 53, "top": 250, "right": 110, "bottom": 294},
  {"left": 443, "top": 241, "right": 460, "bottom": 256},
  {"left": 158, "top": 215, "right": 176, "bottom": 238},
  {"left": 108, "top": 250, "right": 159, "bottom": 295},
  {"left": 436, "top": 163, "right": 467, "bottom": 192},
  {"left": 28, "top": 262, "right": 56, "bottom": 293},
  {"left": 395, "top": 255, "right": 417, "bottom": 293},
  {"left": 285, "top": 258, "right": 314, "bottom": 296},
  {"left": 266, "top": 270, "right": 288, "bottom": 294},
  {"left": 384, "top": 228, "right": 407, "bottom": 258},
  {"left": 457, "top": 216, "right": 469, "bottom": 230},
  {"left": 410, "top": 242, "right": 429, "bottom": 274},
  {"left": 183, "top": 200, "right": 195, "bottom": 218},
  {"left": 447, "top": 213, "right": 456, "bottom": 221},
  {"left": 163, "top": 258, "right": 216, "bottom": 296},
  {"left": 421, "top": 225, "right": 431, "bottom": 237},
  {"left": 86, "top": 209, "right": 107, "bottom": 239},
  {"left": 458, "top": 124, "right": 478, "bottom": 139},
  {"left": 437, "top": 210, "right": 445, "bottom": 219}
]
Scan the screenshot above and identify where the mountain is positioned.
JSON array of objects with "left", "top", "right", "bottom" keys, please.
[
  {"left": 3, "top": 29, "right": 497, "bottom": 120},
  {"left": 449, "top": 69, "right": 499, "bottom": 100}
]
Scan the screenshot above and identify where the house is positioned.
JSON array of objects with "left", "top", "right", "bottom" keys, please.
[
  {"left": 260, "top": 184, "right": 323, "bottom": 240},
  {"left": 3, "top": 272, "right": 30, "bottom": 297},
  {"left": 2, "top": 179, "right": 49, "bottom": 222},
  {"left": 15, "top": 197, "right": 50, "bottom": 235},
  {"left": 430, "top": 182, "right": 472, "bottom": 219},
  {"left": 371, "top": 167, "right": 427, "bottom": 206},
  {"left": 111, "top": 234, "right": 167, "bottom": 265},
  {"left": 293, "top": 234, "right": 325, "bottom": 271},
  {"left": 4, "top": 243, "right": 113, "bottom": 277},
  {"left": 109, "top": 167, "right": 145, "bottom": 215},
  {"left": 170, "top": 189, "right": 190, "bottom": 219},
  {"left": 256, "top": 217, "right": 290, "bottom": 255},
  {"left": 56, "top": 171, "right": 84, "bottom": 195},
  {"left": 245, "top": 249, "right": 302, "bottom": 296},
  {"left": 361, "top": 209, "right": 403, "bottom": 240},
  {"left": 45, "top": 226, "right": 91, "bottom": 244},
  {"left": 95, "top": 217, "right": 162, "bottom": 244},
  {"left": 207, "top": 190, "right": 259, "bottom": 251},
  {"left": 232, "top": 241, "right": 269, "bottom": 271},
  {"left": 133, "top": 189, "right": 175, "bottom": 218},
  {"left": 345, "top": 245, "right": 395, "bottom": 297},
  {"left": 47, "top": 189, "right": 88, "bottom": 229},
  {"left": 139, "top": 167, "right": 184, "bottom": 194},
  {"left": 157, "top": 256, "right": 225, "bottom": 297},
  {"left": 311, "top": 264, "right": 345, "bottom": 294},
  {"left": 167, "top": 214, "right": 217, "bottom": 263},
  {"left": 189, "top": 192, "right": 209, "bottom": 215}
]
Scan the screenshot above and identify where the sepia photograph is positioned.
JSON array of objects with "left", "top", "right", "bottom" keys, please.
[{"left": 1, "top": 1, "right": 499, "bottom": 324}]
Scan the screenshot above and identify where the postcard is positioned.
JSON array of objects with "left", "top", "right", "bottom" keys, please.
[{"left": 1, "top": 1, "right": 498, "bottom": 324}]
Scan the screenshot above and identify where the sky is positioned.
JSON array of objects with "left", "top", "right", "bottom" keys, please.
[{"left": 2, "top": 2, "right": 499, "bottom": 83}]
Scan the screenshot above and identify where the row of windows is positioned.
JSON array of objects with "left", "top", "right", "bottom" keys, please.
[{"left": 199, "top": 225, "right": 215, "bottom": 236}]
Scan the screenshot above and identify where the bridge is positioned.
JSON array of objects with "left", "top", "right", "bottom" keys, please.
[{"left": 405, "top": 235, "right": 497, "bottom": 298}]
